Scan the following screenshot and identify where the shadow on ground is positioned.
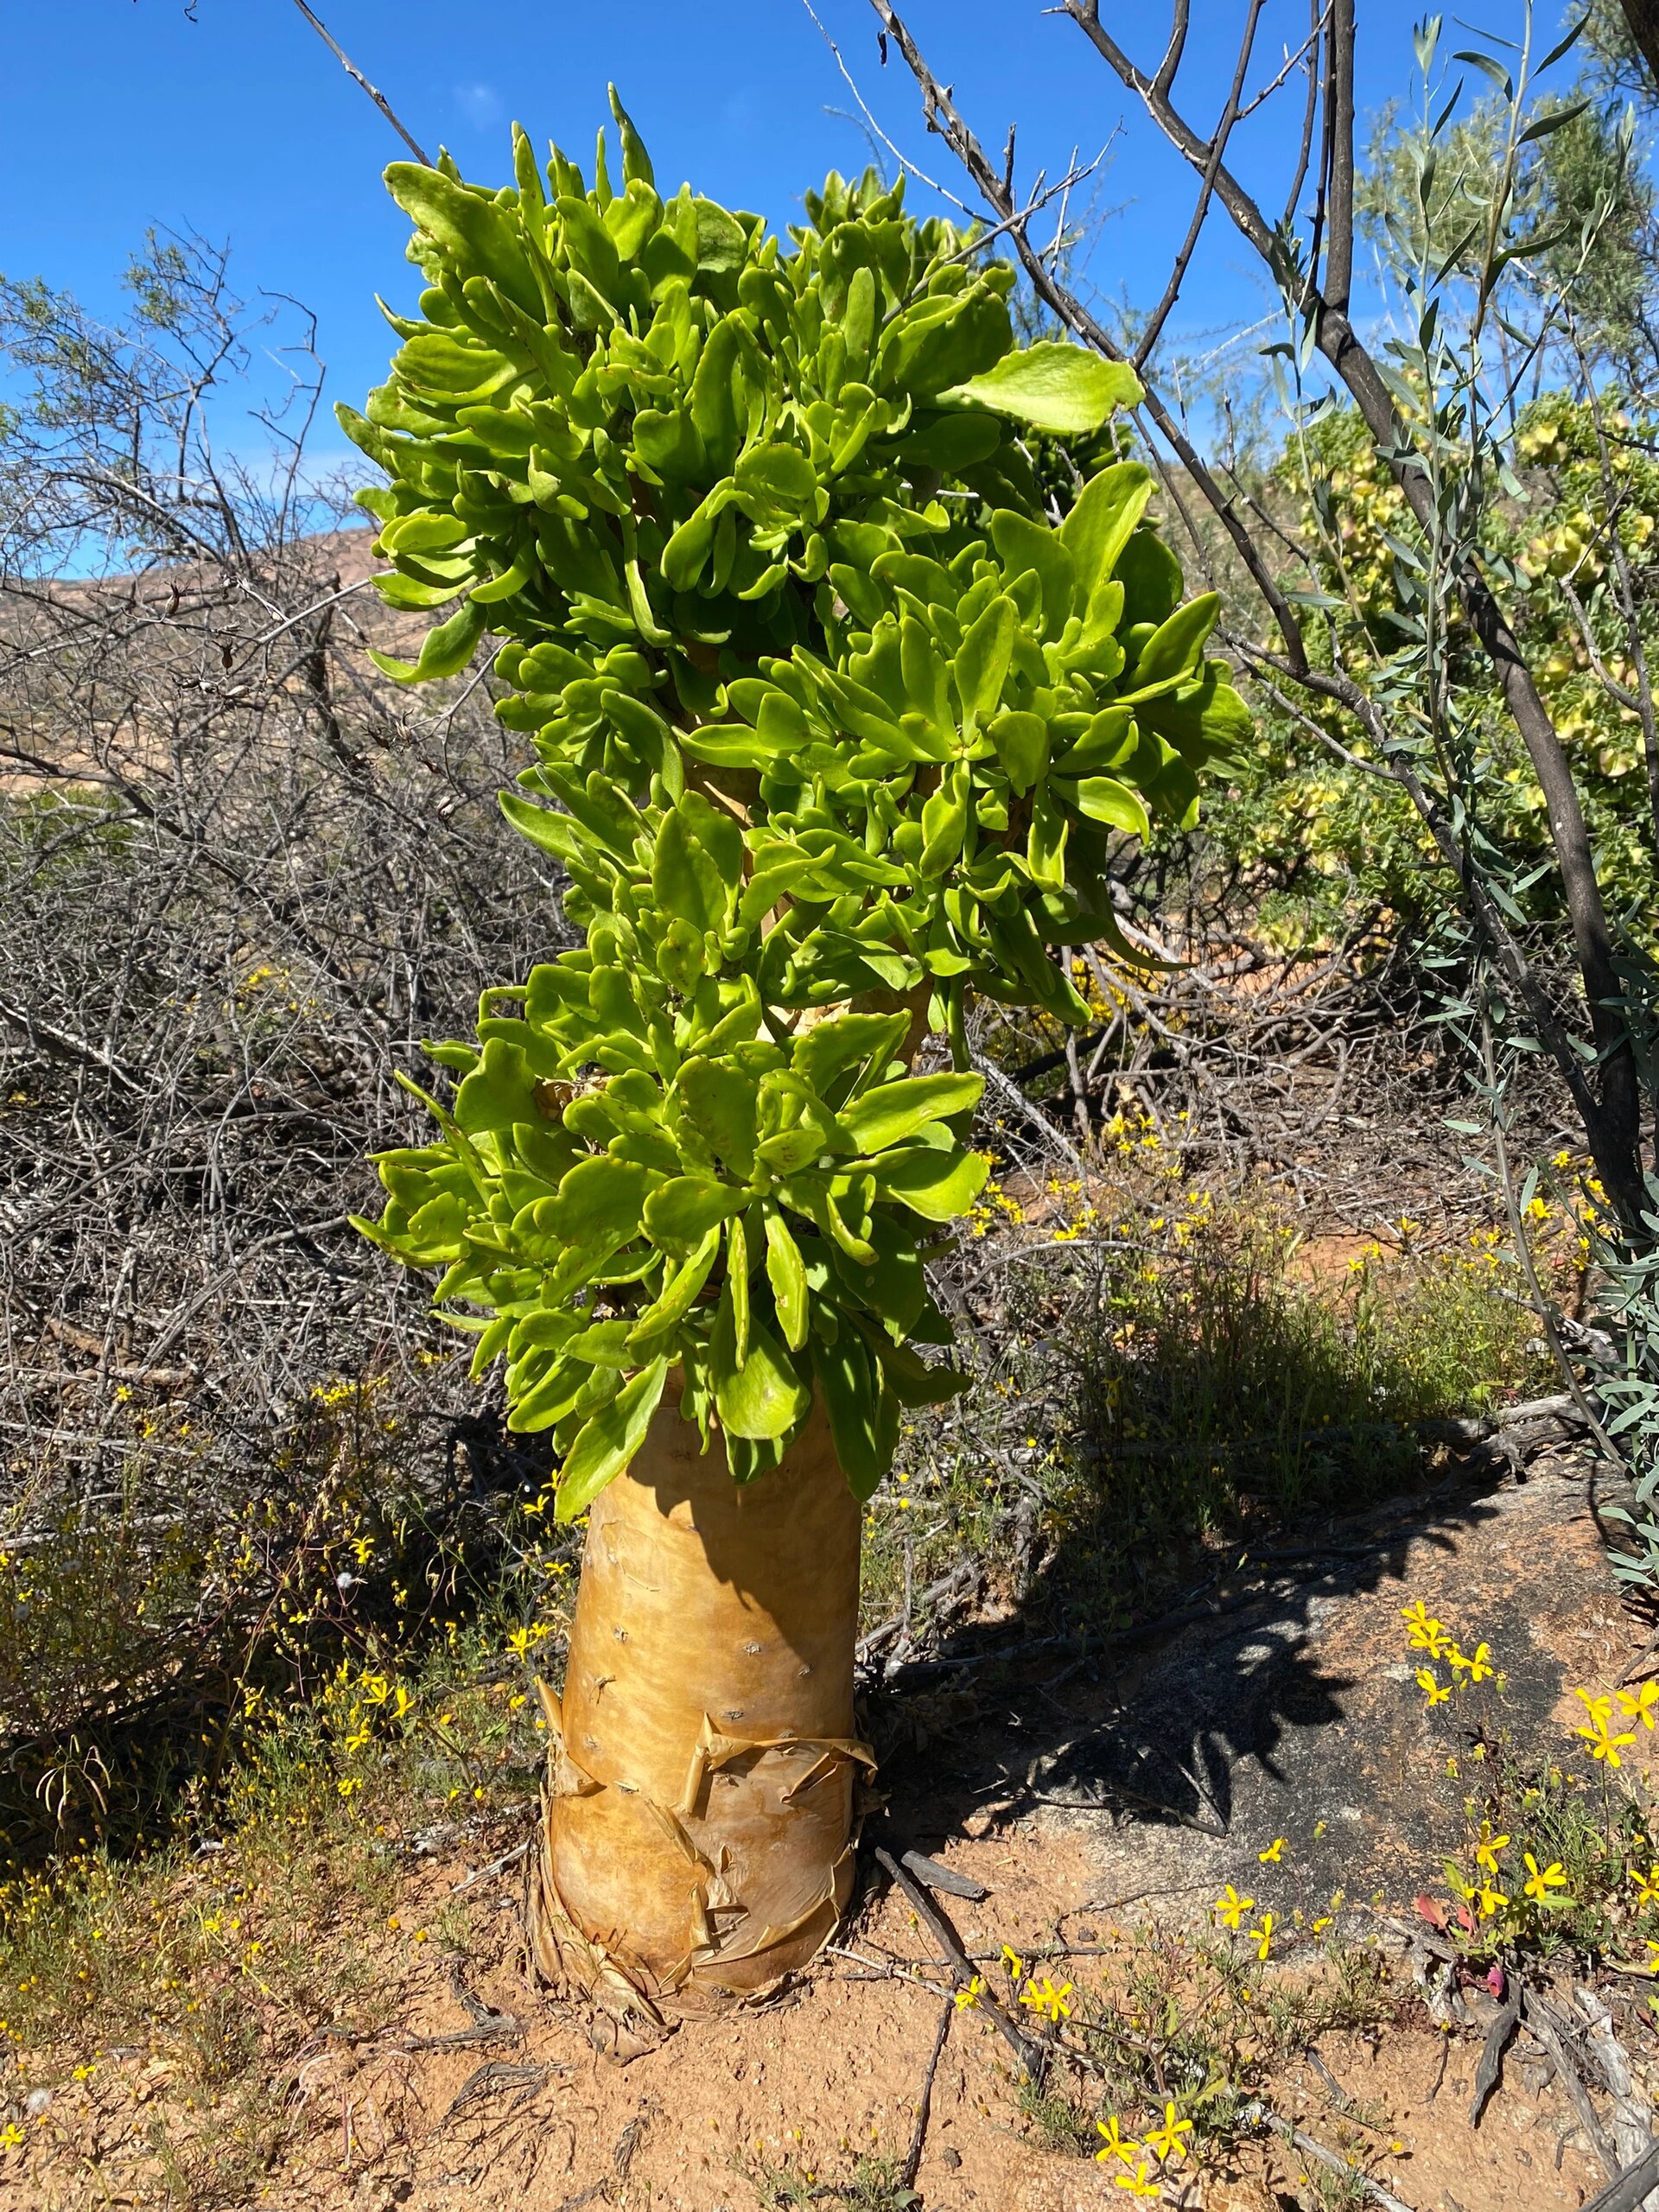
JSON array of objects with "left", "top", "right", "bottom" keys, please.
[{"left": 867, "top": 1445, "right": 1644, "bottom": 1926}]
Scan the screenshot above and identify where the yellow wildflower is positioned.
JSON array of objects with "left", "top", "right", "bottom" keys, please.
[
  {"left": 1143, "top": 2102, "right": 1192, "bottom": 2162},
  {"left": 1213, "top": 1885, "right": 1254, "bottom": 1930},
  {"left": 1405, "top": 1612, "right": 1452, "bottom": 1657},
  {"left": 1448, "top": 1641, "right": 1494, "bottom": 1685},
  {"left": 1259, "top": 1837, "right": 1286, "bottom": 1863},
  {"left": 1523, "top": 1853, "right": 1567, "bottom": 1903},
  {"left": 1020, "top": 1974, "right": 1073, "bottom": 2023},
  {"left": 1095, "top": 2116, "right": 1139, "bottom": 2166},
  {"left": 955, "top": 1976, "right": 983, "bottom": 2011},
  {"left": 1580, "top": 1716, "right": 1638, "bottom": 1768}
]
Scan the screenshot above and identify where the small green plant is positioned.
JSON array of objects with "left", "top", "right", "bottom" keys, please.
[
  {"left": 1301, "top": 2161, "right": 1376, "bottom": 2212},
  {"left": 963, "top": 1917, "right": 1392, "bottom": 2190},
  {"left": 1400, "top": 1597, "right": 1659, "bottom": 1969},
  {"left": 747, "top": 2150, "right": 919, "bottom": 2209},
  {"left": 1018, "top": 2078, "right": 1097, "bottom": 2155}
]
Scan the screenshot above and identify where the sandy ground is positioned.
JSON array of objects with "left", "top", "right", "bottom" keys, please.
[{"left": 10, "top": 1459, "right": 1645, "bottom": 2211}]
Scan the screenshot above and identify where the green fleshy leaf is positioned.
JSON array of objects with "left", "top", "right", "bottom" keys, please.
[
  {"left": 713, "top": 1315, "right": 811, "bottom": 1440},
  {"left": 368, "top": 594, "right": 488, "bottom": 685},
  {"left": 1129, "top": 592, "right": 1220, "bottom": 690},
  {"left": 839, "top": 1072, "right": 983, "bottom": 1154},
  {"left": 763, "top": 1205, "right": 810, "bottom": 1351},
  {"left": 1058, "top": 462, "right": 1153, "bottom": 593},
  {"left": 555, "top": 1357, "right": 671, "bottom": 1520},
  {"left": 642, "top": 1173, "right": 747, "bottom": 1254},
  {"left": 868, "top": 1145, "right": 989, "bottom": 1221},
  {"left": 810, "top": 1332, "right": 898, "bottom": 1501},
  {"left": 944, "top": 341, "right": 1142, "bottom": 435},
  {"left": 1071, "top": 775, "right": 1152, "bottom": 840},
  {"left": 547, "top": 1154, "right": 652, "bottom": 1242}
]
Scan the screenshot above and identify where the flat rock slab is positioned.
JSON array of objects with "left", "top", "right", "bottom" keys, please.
[{"left": 888, "top": 1465, "right": 1642, "bottom": 1929}]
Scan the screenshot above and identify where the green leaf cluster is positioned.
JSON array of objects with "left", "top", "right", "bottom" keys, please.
[
  {"left": 342, "top": 97, "right": 1029, "bottom": 670},
  {"left": 346, "top": 95, "right": 1242, "bottom": 1512},
  {"left": 358, "top": 949, "right": 984, "bottom": 1511},
  {"left": 495, "top": 450, "right": 1245, "bottom": 1027}
]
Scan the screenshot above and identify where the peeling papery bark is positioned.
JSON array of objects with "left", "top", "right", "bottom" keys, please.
[{"left": 527, "top": 1391, "right": 869, "bottom": 2050}]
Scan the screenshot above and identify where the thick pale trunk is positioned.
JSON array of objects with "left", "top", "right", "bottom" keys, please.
[{"left": 527, "top": 1390, "right": 868, "bottom": 2044}]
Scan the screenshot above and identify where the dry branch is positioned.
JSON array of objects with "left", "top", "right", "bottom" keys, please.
[{"left": 0, "top": 238, "right": 567, "bottom": 1812}]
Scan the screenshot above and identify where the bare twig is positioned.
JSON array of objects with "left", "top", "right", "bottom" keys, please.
[
  {"left": 286, "top": 1, "right": 432, "bottom": 165},
  {"left": 1259, "top": 2107, "right": 1418, "bottom": 2212},
  {"left": 449, "top": 1840, "right": 532, "bottom": 1893},
  {"left": 873, "top": 1845, "right": 1044, "bottom": 2076},
  {"left": 1583, "top": 2139, "right": 1659, "bottom": 2212},
  {"left": 442, "top": 2059, "right": 550, "bottom": 2123},
  {"left": 899, "top": 1999, "right": 953, "bottom": 2190}
]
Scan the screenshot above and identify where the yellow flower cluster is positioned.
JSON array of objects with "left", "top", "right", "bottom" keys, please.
[
  {"left": 1402, "top": 1601, "right": 1499, "bottom": 1703},
  {"left": 505, "top": 1620, "right": 554, "bottom": 1662},
  {"left": 1393, "top": 1601, "right": 1659, "bottom": 1947},
  {"left": 964, "top": 1173, "right": 1027, "bottom": 1240},
  {"left": 1019, "top": 1973, "right": 1072, "bottom": 2023},
  {"left": 1095, "top": 2101, "right": 1192, "bottom": 2193},
  {"left": 1573, "top": 1684, "right": 1656, "bottom": 1769},
  {"left": 1213, "top": 1862, "right": 1286, "bottom": 1961}
]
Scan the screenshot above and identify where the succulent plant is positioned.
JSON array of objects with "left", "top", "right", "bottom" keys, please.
[{"left": 345, "top": 91, "right": 1246, "bottom": 1513}]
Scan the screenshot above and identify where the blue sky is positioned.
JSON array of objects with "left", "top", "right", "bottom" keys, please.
[{"left": 1, "top": 1, "right": 1554, "bottom": 475}]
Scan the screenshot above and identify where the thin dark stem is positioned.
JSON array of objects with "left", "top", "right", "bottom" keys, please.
[
  {"left": 287, "top": 0, "right": 431, "bottom": 166},
  {"left": 1323, "top": 0, "right": 1356, "bottom": 314},
  {"left": 1134, "top": 3, "right": 1266, "bottom": 369},
  {"left": 1619, "top": 0, "right": 1659, "bottom": 87},
  {"left": 1152, "top": 0, "right": 1191, "bottom": 97},
  {"left": 899, "top": 2000, "right": 954, "bottom": 2189},
  {"left": 1281, "top": 0, "right": 1326, "bottom": 232}
]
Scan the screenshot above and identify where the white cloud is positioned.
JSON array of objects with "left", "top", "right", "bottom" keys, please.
[{"left": 454, "top": 82, "right": 502, "bottom": 130}]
